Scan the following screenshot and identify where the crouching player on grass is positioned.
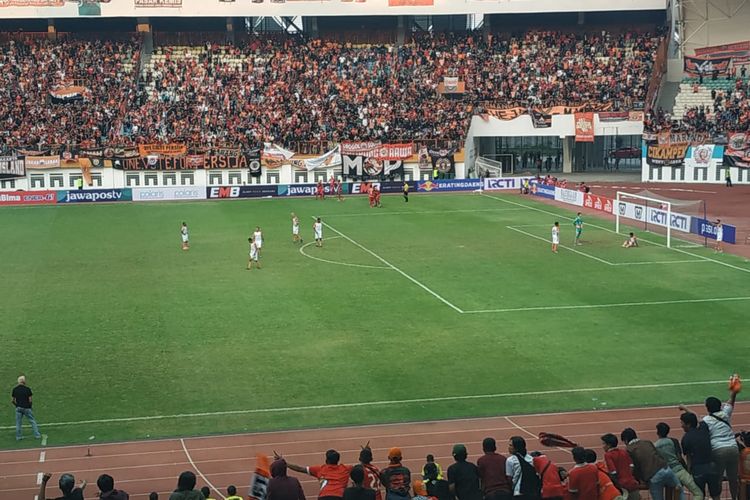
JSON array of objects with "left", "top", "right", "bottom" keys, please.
[{"left": 622, "top": 233, "right": 638, "bottom": 248}]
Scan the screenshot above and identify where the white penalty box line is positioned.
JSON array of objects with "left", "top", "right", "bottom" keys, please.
[{"left": 506, "top": 225, "right": 707, "bottom": 267}]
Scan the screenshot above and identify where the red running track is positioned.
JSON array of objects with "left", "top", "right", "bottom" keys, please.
[{"left": 2, "top": 402, "right": 748, "bottom": 500}]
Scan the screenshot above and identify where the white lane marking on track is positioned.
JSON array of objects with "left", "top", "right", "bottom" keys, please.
[
  {"left": 36, "top": 472, "right": 43, "bottom": 484},
  {"left": 318, "top": 218, "right": 464, "bottom": 313},
  {"left": 482, "top": 193, "right": 750, "bottom": 274},
  {"left": 38, "top": 451, "right": 45, "bottom": 463},
  {"left": 506, "top": 226, "right": 614, "bottom": 265},
  {"left": 181, "top": 438, "right": 226, "bottom": 500},
  {"left": 0, "top": 380, "right": 725, "bottom": 431},
  {"left": 299, "top": 236, "right": 391, "bottom": 270},
  {"left": 462, "top": 296, "right": 750, "bottom": 314}
]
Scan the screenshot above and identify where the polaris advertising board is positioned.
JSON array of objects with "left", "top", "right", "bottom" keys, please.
[
  {"left": 133, "top": 187, "right": 206, "bottom": 202},
  {"left": 691, "top": 217, "right": 737, "bottom": 244},
  {"left": 56, "top": 189, "right": 133, "bottom": 204},
  {"left": 529, "top": 181, "right": 555, "bottom": 199},
  {"left": 483, "top": 177, "right": 532, "bottom": 191}
]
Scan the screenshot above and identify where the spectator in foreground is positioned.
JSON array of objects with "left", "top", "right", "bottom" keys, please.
[
  {"left": 530, "top": 451, "right": 564, "bottom": 500},
  {"left": 424, "top": 462, "right": 451, "bottom": 500},
  {"left": 283, "top": 449, "right": 351, "bottom": 500},
  {"left": 38, "top": 472, "right": 87, "bottom": 500},
  {"left": 654, "top": 422, "right": 702, "bottom": 500},
  {"left": 621, "top": 428, "right": 681, "bottom": 500},
  {"left": 423, "top": 454, "right": 444, "bottom": 481},
  {"left": 149, "top": 494, "right": 159, "bottom": 500},
  {"left": 412, "top": 480, "right": 431, "bottom": 500},
  {"left": 344, "top": 465, "right": 376, "bottom": 500},
  {"left": 381, "top": 448, "right": 411, "bottom": 500},
  {"left": 701, "top": 389, "right": 740, "bottom": 500},
  {"left": 200, "top": 487, "right": 215, "bottom": 500},
  {"left": 601, "top": 433, "right": 641, "bottom": 500},
  {"left": 97, "top": 474, "right": 129, "bottom": 500},
  {"left": 678, "top": 412, "right": 720, "bottom": 500},
  {"left": 447, "top": 444, "right": 482, "bottom": 500},
  {"left": 169, "top": 471, "right": 205, "bottom": 500},
  {"left": 582, "top": 449, "right": 623, "bottom": 500},
  {"left": 478, "top": 437, "right": 512, "bottom": 500},
  {"left": 359, "top": 447, "right": 382, "bottom": 500},
  {"left": 505, "top": 436, "right": 539, "bottom": 498},
  {"left": 267, "top": 459, "right": 305, "bottom": 500},
  {"left": 567, "top": 447, "right": 598, "bottom": 500},
  {"left": 225, "top": 485, "right": 243, "bottom": 500}
]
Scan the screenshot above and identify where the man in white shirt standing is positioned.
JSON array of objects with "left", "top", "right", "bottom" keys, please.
[
  {"left": 702, "top": 388, "right": 739, "bottom": 500},
  {"left": 253, "top": 226, "right": 264, "bottom": 257},
  {"left": 291, "top": 213, "right": 302, "bottom": 244},
  {"left": 551, "top": 222, "right": 559, "bottom": 254},
  {"left": 714, "top": 220, "right": 723, "bottom": 253},
  {"left": 313, "top": 218, "right": 324, "bottom": 248}
]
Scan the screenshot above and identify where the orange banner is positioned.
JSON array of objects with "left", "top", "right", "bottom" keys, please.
[
  {"left": 574, "top": 112, "right": 595, "bottom": 142},
  {"left": 486, "top": 102, "right": 613, "bottom": 121},
  {"left": 138, "top": 143, "right": 188, "bottom": 157}
]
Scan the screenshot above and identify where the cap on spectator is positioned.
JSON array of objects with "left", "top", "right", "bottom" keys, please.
[{"left": 452, "top": 444, "right": 467, "bottom": 456}]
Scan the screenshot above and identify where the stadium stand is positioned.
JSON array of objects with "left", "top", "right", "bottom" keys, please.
[{"left": 1, "top": 30, "right": 658, "bottom": 152}]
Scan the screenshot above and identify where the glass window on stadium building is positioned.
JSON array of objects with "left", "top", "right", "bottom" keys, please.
[{"left": 479, "top": 134, "right": 641, "bottom": 173}]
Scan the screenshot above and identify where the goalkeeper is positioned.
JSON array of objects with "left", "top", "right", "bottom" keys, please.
[{"left": 573, "top": 213, "right": 583, "bottom": 245}]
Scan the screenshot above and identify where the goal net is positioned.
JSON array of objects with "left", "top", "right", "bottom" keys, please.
[{"left": 615, "top": 191, "right": 707, "bottom": 248}]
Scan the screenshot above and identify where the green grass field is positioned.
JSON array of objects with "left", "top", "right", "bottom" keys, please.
[{"left": 2, "top": 192, "right": 749, "bottom": 449}]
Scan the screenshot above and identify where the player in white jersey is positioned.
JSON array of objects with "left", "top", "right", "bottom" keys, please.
[
  {"left": 622, "top": 232, "right": 639, "bottom": 248},
  {"left": 313, "top": 217, "right": 323, "bottom": 247},
  {"left": 252, "top": 226, "right": 263, "bottom": 256},
  {"left": 715, "top": 219, "right": 724, "bottom": 253},
  {"left": 247, "top": 237, "right": 260, "bottom": 270},
  {"left": 551, "top": 221, "right": 559, "bottom": 253},
  {"left": 180, "top": 222, "right": 189, "bottom": 251},
  {"left": 291, "top": 213, "right": 301, "bottom": 243}
]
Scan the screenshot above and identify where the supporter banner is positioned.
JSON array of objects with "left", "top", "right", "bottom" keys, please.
[
  {"left": 132, "top": 187, "right": 206, "bottom": 202},
  {"left": 206, "top": 185, "right": 278, "bottom": 199},
  {"left": 0, "top": 155, "right": 26, "bottom": 178},
  {"left": 530, "top": 109, "right": 552, "bottom": 129},
  {"left": 135, "top": 0, "right": 182, "bottom": 6},
  {"left": 695, "top": 41, "right": 750, "bottom": 64},
  {"left": 56, "top": 188, "right": 132, "bottom": 204},
  {"left": 24, "top": 155, "right": 62, "bottom": 169},
  {"left": 574, "top": 112, "right": 594, "bottom": 142},
  {"left": 554, "top": 187, "right": 584, "bottom": 207},
  {"left": 14, "top": 146, "right": 51, "bottom": 156},
  {"left": 529, "top": 181, "right": 555, "bottom": 199},
  {"left": 683, "top": 56, "right": 731, "bottom": 77},
  {"left": 428, "top": 149, "right": 455, "bottom": 174},
  {"left": 294, "top": 146, "right": 341, "bottom": 171},
  {"left": 629, "top": 111, "right": 645, "bottom": 122},
  {"left": 114, "top": 153, "right": 257, "bottom": 170},
  {"left": 0, "top": 191, "right": 56, "bottom": 206},
  {"left": 598, "top": 111, "right": 629, "bottom": 122},
  {"left": 646, "top": 143, "right": 689, "bottom": 167},
  {"left": 340, "top": 142, "right": 413, "bottom": 160},
  {"left": 137, "top": 143, "right": 188, "bottom": 157},
  {"left": 684, "top": 144, "right": 723, "bottom": 168},
  {"left": 341, "top": 155, "right": 405, "bottom": 179},
  {"left": 583, "top": 193, "right": 613, "bottom": 214},
  {"left": 262, "top": 143, "right": 295, "bottom": 168},
  {"left": 415, "top": 179, "right": 480, "bottom": 192},
  {"left": 49, "top": 86, "right": 86, "bottom": 104},
  {"left": 724, "top": 132, "right": 750, "bottom": 167},
  {"left": 483, "top": 177, "right": 532, "bottom": 191},
  {"left": 417, "top": 146, "right": 430, "bottom": 170},
  {"left": 616, "top": 200, "right": 692, "bottom": 233},
  {"left": 691, "top": 217, "right": 737, "bottom": 244},
  {"left": 0, "top": 0, "right": 64, "bottom": 5},
  {"left": 486, "top": 102, "right": 614, "bottom": 121}
]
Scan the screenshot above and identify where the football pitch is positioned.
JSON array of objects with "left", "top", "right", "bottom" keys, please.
[{"left": 2, "top": 192, "right": 749, "bottom": 449}]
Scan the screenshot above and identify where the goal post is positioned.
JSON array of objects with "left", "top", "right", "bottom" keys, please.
[{"left": 615, "top": 191, "right": 672, "bottom": 248}]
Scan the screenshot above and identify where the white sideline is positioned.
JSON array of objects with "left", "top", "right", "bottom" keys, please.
[
  {"left": 181, "top": 438, "right": 226, "bottom": 500},
  {"left": 0, "top": 380, "right": 725, "bottom": 430},
  {"left": 506, "top": 226, "right": 614, "bottom": 265},
  {"left": 481, "top": 193, "right": 750, "bottom": 275},
  {"left": 319, "top": 207, "right": 527, "bottom": 217},
  {"left": 319, "top": 218, "right": 464, "bottom": 313},
  {"left": 462, "top": 296, "right": 750, "bottom": 314}
]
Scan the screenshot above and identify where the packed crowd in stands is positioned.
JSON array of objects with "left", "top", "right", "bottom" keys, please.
[
  {"left": 34, "top": 388, "right": 750, "bottom": 500},
  {"left": 0, "top": 29, "right": 659, "bottom": 152},
  {"left": 645, "top": 77, "right": 750, "bottom": 135},
  {"left": 0, "top": 36, "right": 141, "bottom": 151}
]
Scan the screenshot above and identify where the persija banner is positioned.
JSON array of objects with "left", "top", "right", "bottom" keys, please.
[
  {"left": 340, "top": 142, "right": 413, "bottom": 160},
  {"left": 574, "top": 113, "right": 595, "bottom": 143},
  {"left": 695, "top": 41, "right": 750, "bottom": 64},
  {"left": 683, "top": 56, "right": 731, "bottom": 76}
]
